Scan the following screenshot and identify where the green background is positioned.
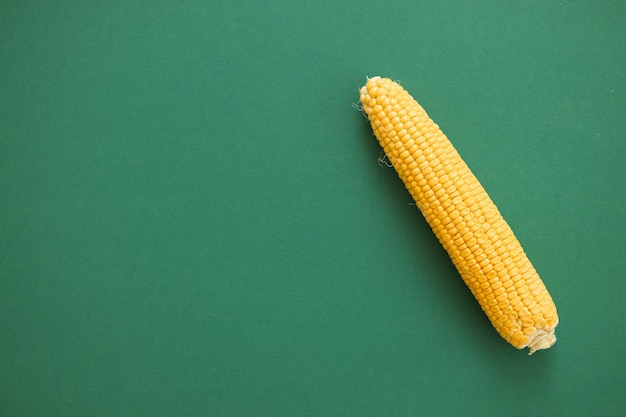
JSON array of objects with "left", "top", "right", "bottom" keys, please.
[{"left": 1, "top": 1, "right": 625, "bottom": 416}]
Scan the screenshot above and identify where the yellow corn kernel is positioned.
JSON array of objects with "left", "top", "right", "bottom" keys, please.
[{"left": 359, "top": 77, "right": 558, "bottom": 354}]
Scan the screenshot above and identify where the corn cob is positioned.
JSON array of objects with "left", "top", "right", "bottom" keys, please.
[{"left": 359, "top": 76, "right": 558, "bottom": 354}]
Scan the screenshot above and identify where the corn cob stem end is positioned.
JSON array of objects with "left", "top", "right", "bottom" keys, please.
[{"left": 527, "top": 330, "right": 557, "bottom": 355}]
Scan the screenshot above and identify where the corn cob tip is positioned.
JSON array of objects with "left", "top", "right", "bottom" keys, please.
[
  {"left": 527, "top": 330, "right": 557, "bottom": 355},
  {"left": 360, "top": 76, "right": 381, "bottom": 94}
]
